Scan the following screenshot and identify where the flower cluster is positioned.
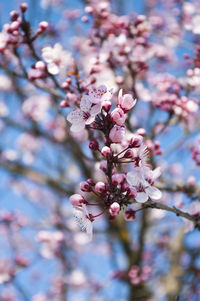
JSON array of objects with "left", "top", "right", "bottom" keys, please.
[{"left": 67, "top": 85, "right": 162, "bottom": 240}]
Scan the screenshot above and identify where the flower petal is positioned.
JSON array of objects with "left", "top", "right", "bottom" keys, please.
[
  {"left": 67, "top": 110, "right": 83, "bottom": 123},
  {"left": 47, "top": 63, "right": 59, "bottom": 75},
  {"left": 135, "top": 192, "right": 149, "bottom": 203},
  {"left": 90, "top": 103, "right": 101, "bottom": 116},
  {"left": 146, "top": 186, "right": 162, "bottom": 200},
  {"left": 80, "top": 95, "right": 92, "bottom": 112},
  {"left": 70, "top": 122, "right": 85, "bottom": 132}
]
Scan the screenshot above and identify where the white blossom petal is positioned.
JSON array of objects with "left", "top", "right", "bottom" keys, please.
[
  {"left": 80, "top": 95, "right": 92, "bottom": 112},
  {"left": 152, "top": 167, "right": 161, "bottom": 180},
  {"left": 85, "top": 116, "right": 95, "bottom": 125},
  {"left": 70, "top": 122, "right": 85, "bottom": 132},
  {"left": 67, "top": 110, "right": 83, "bottom": 123},
  {"left": 47, "top": 62, "right": 59, "bottom": 75},
  {"left": 90, "top": 103, "right": 101, "bottom": 116},
  {"left": 135, "top": 192, "right": 149, "bottom": 203},
  {"left": 146, "top": 186, "right": 162, "bottom": 200}
]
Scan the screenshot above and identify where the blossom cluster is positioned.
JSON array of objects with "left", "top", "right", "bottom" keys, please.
[{"left": 67, "top": 85, "right": 162, "bottom": 240}]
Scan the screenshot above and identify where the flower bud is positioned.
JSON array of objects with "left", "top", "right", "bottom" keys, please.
[
  {"left": 112, "top": 173, "right": 125, "bottom": 185},
  {"left": 89, "top": 141, "right": 99, "bottom": 151},
  {"left": 101, "top": 146, "right": 111, "bottom": 157},
  {"left": 20, "top": 3, "right": 28, "bottom": 13},
  {"left": 10, "top": 11, "right": 19, "bottom": 21},
  {"left": 109, "top": 202, "right": 120, "bottom": 217},
  {"left": 124, "top": 208, "right": 136, "bottom": 221},
  {"left": 136, "top": 128, "right": 146, "bottom": 136},
  {"left": 85, "top": 6, "right": 93, "bottom": 14},
  {"left": 39, "top": 21, "right": 49, "bottom": 30},
  {"left": 129, "top": 135, "right": 143, "bottom": 148},
  {"left": 80, "top": 181, "right": 92, "bottom": 192},
  {"left": 87, "top": 178, "right": 95, "bottom": 186},
  {"left": 35, "top": 61, "right": 46, "bottom": 71},
  {"left": 81, "top": 16, "right": 88, "bottom": 22},
  {"left": 118, "top": 89, "right": 136, "bottom": 111},
  {"left": 111, "top": 108, "right": 126, "bottom": 126},
  {"left": 69, "top": 194, "right": 84, "bottom": 207},
  {"left": 95, "top": 182, "right": 106, "bottom": 193},
  {"left": 60, "top": 100, "right": 69, "bottom": 108},
  {"left": 127, "top": 187, "right": 137, "bottom": 199},
  {"left": 109, "top": 125, "right": 125, "bottom": 143},
  {"left": 124, "top": 149, "right": 134, "bottom": 158}
]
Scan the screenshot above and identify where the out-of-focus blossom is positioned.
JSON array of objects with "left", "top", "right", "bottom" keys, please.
[{"left": 42, "top": 43, "right": 72, "bottom": 76}]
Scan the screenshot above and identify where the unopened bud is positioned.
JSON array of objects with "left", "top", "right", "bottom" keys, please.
[
  {"left": 69, "top": 194, "right": 84, "bottom": 207},
  {"left": 101, "top": 146, "right": 111, "bottom": 157},
  {"left": 95, "top": 182, "right": 106, "bottom": 193},
  {"left": 80, "top": 181, "right": 92, "bottom": 192},
  {"left": 124, "top": 208, "right": 136, "bottom": 221},
  {"left": 124, "top": 149, "right": 134, "bottom": 158},
  {"left": 20, "top": 3, "right": 28, "bottom": 13},
  {"left": 109, "top": 202, "right": 120, "bottom": 217},
  {"left": 39, "top": 21, "right": 48, "bottom": 30},
  {"left": 89, "top": 141, "right": 99, "bottom": 151}
]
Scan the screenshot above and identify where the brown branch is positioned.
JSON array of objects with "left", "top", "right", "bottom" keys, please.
[{"left": 145, "top": 200, "right": 200, "bottom": 229}]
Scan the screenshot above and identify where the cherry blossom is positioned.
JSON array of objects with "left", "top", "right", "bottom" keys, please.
[
  {"left": 67, "top": 93, "right": 102, "bottom": 132},
  {"left": 42, "top": 43, "right": 72, "bottom": 75}
]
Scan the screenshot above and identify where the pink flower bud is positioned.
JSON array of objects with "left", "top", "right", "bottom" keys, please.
[
  {"left": 109, "top": 202, "right": 120, "bottom": 217},
  {"left": 121, "top": 182, "right": 130, "bottom": 192},
  {"left": 109, "top": 125, "right": 125, "bottom": 143},
  {"left": 20, "top": 3, "right": 28, "bottom": 13},
  {"left": 118, "top": 89, "right": 136, "bottom": 111},
  {"left": 85, "top": 6, "right": 93, "bottom": 14},
  {"left": 69, "top": 194, "right": 84, "bottom": 207},
  {"left": 129, "top": 135, "right": 143, "bottom": 148},
  {"left": 60, "top": 100, "right": 69, "bottom": 108},
  {"left": 87, "top": 178, "right": 95, "bottom": 186},
  {"left": 81, "top": 16, "right": 88, "bottom": 22},
  {"left": 111, "top": 108, "right": 126, "bottom": 126},
  {"left": 39, "top": 21, "right": 49, "bottom": 30},
  {"left": 124, "top": 149, "right": 134, "bottom": 158},
  {"left": 35, "top": 61, "right": 46, "bottom": 71},
  {"left": 112, "top": 173, "right": 125, "bottom": 185},
  {"left": 136, "top": 128, "right": 146, "bottom": 136},
  {"left": 61, "top": 82, "right": 69, "bottom": 90},
  {"left": 127, "top": 187, "right": 137, "bottom": 199},
  {"left": 101, "top": 146, "right": 111, "bottom": 157},
  {"left": 89, "top": 141, "right": 99, "bottom": 151},
  {"left": 95, "top": 182, "right": 106, "bottom": 193},
  {"left": 124, "top": 208, "right": 136, "bottom": 221},
  {"left": 80, "top": 181, "right": 92, "bottom": 192},
  {"left": 10, "top": 11, "right": 19, "bottom": 21}
]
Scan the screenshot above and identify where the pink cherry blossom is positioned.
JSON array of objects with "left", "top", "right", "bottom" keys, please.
[
  {"left": 111, "top": 107, "right": 126, "bottom": 125},
  {"left": 118, "top": 89, "right": 136, "bottom": 111},
  {"left": 109, "top": 125, "right": 125, "bottom": 143}
]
